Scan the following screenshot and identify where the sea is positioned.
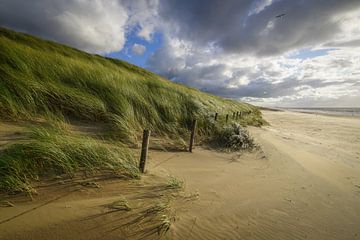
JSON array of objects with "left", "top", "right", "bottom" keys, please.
[{"left": 282, "top": 107, "right": 360, "bottom": 117}]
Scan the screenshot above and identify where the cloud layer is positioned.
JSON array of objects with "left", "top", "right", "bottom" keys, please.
[
  {"left": 0, "top": 0, "right": 128, "bottom": 53},
  {"left": 0, "top": 0, "right": 359, "bottom": 106},
  {"left": 149, "top": 0, "right": 360, "bottom": 106}
]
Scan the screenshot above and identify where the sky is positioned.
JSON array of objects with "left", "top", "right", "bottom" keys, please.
[{"left": 0, "top": 0, "right": 359, "bottom": 107}]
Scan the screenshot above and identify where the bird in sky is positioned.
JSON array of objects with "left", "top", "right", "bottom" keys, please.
[{"left": 275, "top": 13, "right": 286, "bottom": 19}]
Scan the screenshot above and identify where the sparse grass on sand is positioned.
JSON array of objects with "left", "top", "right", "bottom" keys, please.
[
  {"left": 167, "top": 176, "right": 184, "bottom": 189},
  {"left": 107, "top": 197, "right": 132, "bottom": 211}
]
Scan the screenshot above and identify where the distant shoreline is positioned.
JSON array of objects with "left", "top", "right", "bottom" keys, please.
[
  {"left": 258, "top": 106, "right": 284, "bottom": 112},
  {"left": 260, "top": 107, "right": 360, "bottom": 118}
]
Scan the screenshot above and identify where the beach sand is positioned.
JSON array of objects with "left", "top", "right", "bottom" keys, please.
[
  {"left": 151, "top": 110, "right": 360, "bottom": 239},
  {"left": 1, "top": 110, "right": 360, "bottom": 239}
]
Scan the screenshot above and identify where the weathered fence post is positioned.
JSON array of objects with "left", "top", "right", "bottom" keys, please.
[
  {"left": 189, "top": 119, "right": 197, "bottom": 153},
  {"left": 139, "top": 129, "right": 151, "bottom": 173},
  {"left": 233, "top": 112, "right": 236, "bottom": 119},
  {"left": 225, "top": 114, "right": 229, "bottom": 123},
  {"left": 236, "top": 111, "right": 239, "bottom": 120},
  {"left": 214, "top": 113, "right": 218, "bottom": 121}
]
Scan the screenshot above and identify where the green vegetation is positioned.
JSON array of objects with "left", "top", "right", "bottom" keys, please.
[
  {"left": 107, "top": 197, "right": 132, "bottom": 211},
  {"left": 0, "top": 28, "right": 264, "bottom": 193},
  {"left": 167, "top": 176, "right": 184, "bottom": 189},
  {"left": 0, "top": 28, "right": 263, "bottom": 137},
  {"left": 0, "top": 124, "right": 139, "bottom": 193},
  {"left": 209, "top": 123, "right": 258, "bottom": 151}
]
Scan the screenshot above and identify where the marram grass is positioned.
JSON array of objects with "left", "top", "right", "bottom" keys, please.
[
  {"left": 0, "top": 27, "right": 264, "bottom": 141},
  {"left": 0, "top": 28, "right": 264, "bottom": 193},
  {"left": 0, "top": 125, "right": 139, "bottom": 193}
]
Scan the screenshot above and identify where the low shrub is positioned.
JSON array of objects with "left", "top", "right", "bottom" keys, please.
[{"left": 209, "top": 123, "right": 257, "bottom": 151}]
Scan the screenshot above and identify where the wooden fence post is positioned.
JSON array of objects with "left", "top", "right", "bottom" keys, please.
[
  {"left": 139, "top": 129, "right": 151, "bottom": 173},
  {"left": 233, "top": 112, "right": 236, "bottom": 119},
  {"left": 214, "top": 113, "right": 218, "bottom": 121},
  {"left": 225, "top": 114, "right": 229, "bottom": 123},
  {"left": 189, "top": 119, "right": 197, "bottom": 153},
  {"left": 236, "top": 111, "right": 239, "bottom": 120}
]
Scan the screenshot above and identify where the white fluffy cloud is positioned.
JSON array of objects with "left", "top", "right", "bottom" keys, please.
[
  {"left": 149, "top": 34, "right": 360, "bottom": 106},
  {"left": 122, "top": 0, "right": 160, "bottom": 41},
  {"left": 132, "top": 43, "right": 146, "bottom": 55}
]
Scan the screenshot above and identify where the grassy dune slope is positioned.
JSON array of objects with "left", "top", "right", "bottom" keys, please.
[{"left": 0, "top": 28, "right": 264, "bottom": 193}]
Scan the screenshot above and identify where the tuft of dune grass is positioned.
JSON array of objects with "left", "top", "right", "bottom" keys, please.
[
  {"left": 167, "top": 176, "right": 184, "bottom": 189},
  {"left": 208, "top": 123, "right": 258, "bottom": 151},
  {"left": 0, "top": 125, "right": 140, "bottom": 193}
]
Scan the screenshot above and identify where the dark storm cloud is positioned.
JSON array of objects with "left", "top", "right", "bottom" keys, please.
[
  {"left": 203, "top": 78, "right": 299, "bottom": 98},
  {"left": 326, "top": 39, "right": 360, "bottom": 48},
  {"left": 158, "top": 0, "right": 360, "bottom": 56},
  {"left": 203, "top": 78, "right": 356, "bottom": 99}
]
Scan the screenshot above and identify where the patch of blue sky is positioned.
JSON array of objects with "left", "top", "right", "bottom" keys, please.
[
  {"left": 289, "top": 48, "right": 336, "bottom": 60},
  {"left": 106, "top": 26, "right": 162, "bottom": 68}
]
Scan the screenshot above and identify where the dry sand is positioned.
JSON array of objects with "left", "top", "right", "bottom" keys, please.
[
  {"left": 1, "top": 110, "right": 360, "bottom": 239},
  {"left": 0, "top": 174, "right": 182, "bottom": 240},
  {"left": 150, "top": 110, "right": 360, "bottom": 239}
]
